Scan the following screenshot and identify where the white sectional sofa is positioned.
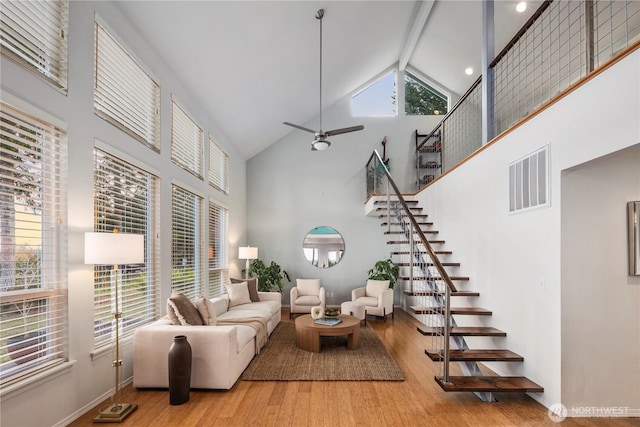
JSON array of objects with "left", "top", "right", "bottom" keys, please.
[{"left": 133, "top": 291, "right": 281, "bottom": 390}]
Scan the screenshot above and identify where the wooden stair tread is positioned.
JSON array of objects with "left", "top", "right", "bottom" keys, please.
[
  {"left": 397, "top": 262, "right": 460, "bottom": 267},
  {"left": 401, "top": 276, "right": 469, "bottom": 281},
  {"left": 418, "top": 326, "right": 506, "bottom": 337},
  {"left": 435, "top": 376, "right": 543, "bottom": 393},
  {"left": 378, "top": 214, "right": 428, "bottom": 218},
  {"left": 404, "top": 290, "right": 479, "bottom": 297},
  {"left": 381, "top": 222, "right": 433, "bottom": 226},
  {"left": 384, "top": 230, "right": 439, "bottom": 235},
  {"left": 375, "top": 207, "right": 423, "bottom": 212},
  {"left": 388, "top": 240, "right": 445, "bottom": 244},
  {"left": 411, "top": 306, "right": 492, "bottom": 315},
  {"left": 425, "top": 349, "right": 524, "bottom": 362},
  {"left": 374, "top": 200, "right": 418, "bottom": 205},
  {"left": 392, "top": 250, "right": 452, "bottom": 255}
]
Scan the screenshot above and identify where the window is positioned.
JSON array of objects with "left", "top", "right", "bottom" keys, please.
[
  {"left": 0, "top": 100, "right": 67, "bottom": 388},
  {"left": 0, "top": 0, "right": 69, "bottom": 90},
  {"left": 509, "top": 145, "right": 549, "bottom": 213},
  {"left": 352, "top": 71, "right": 397, "bottom": 117},
  {"left": 405, "top": 72, "right": 448, "bottom": 116},
  {"left": 208, "top": 202, "right": 228, "bottom": 297},
  {"left": 94, "top": 22, "right": 161, "bottom": 150},
  {"left": 208, "top": 138, "right": 228, "bottom": 194},
  {"left": 171, "top": 101, "right": 203, "bottom": 178},
  {"left": 92, "top": 148, "right": 159, "bottom": 349},
  {"left": 171, "top": 185, "right": 202, "bottom": 300}
]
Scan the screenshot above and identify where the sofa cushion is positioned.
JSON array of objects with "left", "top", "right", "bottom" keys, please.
[
  {"left": 296, "top": 278, "right": 320, "bottom": 296},
  {"left": 230, "top": 277, "right": 259, "bottom": 302},
  {"left": 229, "top": 300, "right": 281, "bottom": 317},
  {"left": 294, "top": 295, "right": 321, "bottom": 306},
  {"left": 225, "top": 281, "right": 251, "bottom": 307},
  {"left": 167, "top": 292, "right": 203, "bottom": 326},
  {"left": 218, "top": 308, "right": 272, "bottom": 323},
  {"left": 195, "top": 296, "right": 217, "bottom": 326},
  {"left": 365, "top": 279, "right": 390, "bottom": 297},
  {"left": 356, "top": 296, "right": 379, "bottom": 307}
]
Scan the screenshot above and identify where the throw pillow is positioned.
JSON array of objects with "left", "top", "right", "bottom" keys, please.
[
  {"left": 225, "top": 281, "right": 251, "bottom": 307},
  {"left": 365, "top": 279, "right": 390, "bottom": 298},
  {"left": 195, "top": 296, "right": 217, "bottom": 326},
  {"left": 167, "top": 291, "right": 203, "bottom": 326},
  {"left": 230, "top": 277, "right": 259, "bottom": 302},
  {"left": 296, "top": 278, "right": 320, "bottom": 296}
]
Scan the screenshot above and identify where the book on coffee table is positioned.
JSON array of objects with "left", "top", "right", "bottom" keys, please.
[{"left": 314, "top": 317, "right": 342, "bottom": 326}]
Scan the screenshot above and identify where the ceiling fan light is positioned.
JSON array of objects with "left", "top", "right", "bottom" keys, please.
[{"left": 313, "top": 140, "right": 330, "bottom": 151}]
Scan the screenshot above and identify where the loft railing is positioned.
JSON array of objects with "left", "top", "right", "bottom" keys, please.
[
  {"left": 417, "top": 0, "right": 640, "bottom": 190},
  {"left": 366, "top": 149, "right": 457, "bottom": 384}
]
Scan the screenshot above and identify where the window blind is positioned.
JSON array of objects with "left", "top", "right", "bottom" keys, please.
[
  {"left": 208, "top": 138, "right": 229, "bottom": 194},
  {"left": 171, "top": 101, "right": 203, "bottom": 178},
  {"left": 94, "top": 22, "right": 161, "bottom": 150},
  {"left": 0, "top": 101, "right": 68, "bottom": 388},
  {"left": 208, "top": 201, "right": 228, "bottom": 297},
  {"left": 0, "top": 0, "right": 69, "bottom": 90},
  {"left": 171, "top": 185, "right": 202, "bottom": 300},
  {"left": 92, "top": 148, "right": 160, "bottom": 349}
]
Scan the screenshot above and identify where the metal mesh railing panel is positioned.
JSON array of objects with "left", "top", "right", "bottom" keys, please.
[{"left": 441, "top": 82, "right": 482, "bottom": 172}]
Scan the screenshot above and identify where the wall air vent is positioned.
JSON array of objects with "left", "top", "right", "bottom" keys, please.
[{"left": 509, "top": 145, "right": 550, "bottom": 213}]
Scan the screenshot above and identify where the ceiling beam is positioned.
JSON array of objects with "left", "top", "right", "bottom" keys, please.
[{"left": 398, "top": 0, "right": 435, "bottom": 71}]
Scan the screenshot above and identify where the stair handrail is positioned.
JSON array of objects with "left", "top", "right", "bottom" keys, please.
[
  {"left": 369, "top": 149, "right": 455, "bottom": 383},
  {"left": 370, "top": 150, "right": 457, "bottom": 293}
]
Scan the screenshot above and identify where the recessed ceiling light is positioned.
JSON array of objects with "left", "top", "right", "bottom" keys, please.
[
  {"left": 516, "top": 2, "right": 527, "bottom": 13},
  {"left": 465, "top": 67, "right": 473, "bottom": 75}
]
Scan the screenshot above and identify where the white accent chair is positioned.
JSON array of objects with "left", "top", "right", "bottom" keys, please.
[
  {"left": 290, "top": 278, "right": 325, "bottom": 318},
  {"left": 351, "top": 279, "right": 394, "bottom": 322}
]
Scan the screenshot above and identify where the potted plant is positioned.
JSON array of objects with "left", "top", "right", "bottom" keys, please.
[
  {"left": 247, "top": 259, "right": 291, "bottom": 292},
  {"left": 367, "top": 258, "right": 399, "bottom": 289}
]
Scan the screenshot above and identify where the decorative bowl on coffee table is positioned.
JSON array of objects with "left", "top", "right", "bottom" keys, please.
[{"left": 324, "top": 307, "right": 340, "bottom": 317}]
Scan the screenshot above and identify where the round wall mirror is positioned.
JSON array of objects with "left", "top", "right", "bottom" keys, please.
[{"left": 303, "top": 226, "right": 345, "bottom": 268}]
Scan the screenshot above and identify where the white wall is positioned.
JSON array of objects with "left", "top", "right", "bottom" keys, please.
[
  {"left": 247, "top": 89, "right": 441, "bottom": 306},
  {"left": 561, "top": 145, "right": 640, "bottom": 412},
  {"left": 414, "top": 49, "right": 640, "bottom": 408},
  {"left": 0, "top": 2, "right": 247, "bottom": 426}
]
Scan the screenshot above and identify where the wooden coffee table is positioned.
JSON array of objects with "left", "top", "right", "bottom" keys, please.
[{"left": 294, "top": 314, "right": 361, "bottom": 353}]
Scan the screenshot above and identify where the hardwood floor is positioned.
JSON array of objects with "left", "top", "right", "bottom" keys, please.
[{"left": 68, "top": 309, "right": 636, "bottom": 426}]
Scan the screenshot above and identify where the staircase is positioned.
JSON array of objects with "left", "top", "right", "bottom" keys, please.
[{"left": 366, "top": 151, "right": 542, "bottom": 401}]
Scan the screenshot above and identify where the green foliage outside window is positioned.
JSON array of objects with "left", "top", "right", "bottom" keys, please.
[{"left": 405, "top": 73, "right": 448, "bottom": 116}]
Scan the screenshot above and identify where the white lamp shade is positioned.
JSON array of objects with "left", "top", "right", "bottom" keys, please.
[
  {"left": 238, "top": 246, "right": 258, "bottom": 260},
  {"left": 84, "top": 232, "right": 144, "bottom": 265}
]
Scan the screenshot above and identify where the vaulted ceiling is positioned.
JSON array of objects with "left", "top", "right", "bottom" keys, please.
[{"left": 114, "top": 1, "right": 542, "bottom": 159}]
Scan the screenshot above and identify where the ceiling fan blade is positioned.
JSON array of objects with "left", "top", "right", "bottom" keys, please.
[
  {"left": 283, "top": 122, "right": 317, "bottom": 134},
  {"left": 325, "top": 125, "right": 364, "bottom": 137}
]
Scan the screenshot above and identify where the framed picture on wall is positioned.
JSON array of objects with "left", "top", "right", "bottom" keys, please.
[{"left": 628, "top": 201, "right": 640, "bottom": 276}]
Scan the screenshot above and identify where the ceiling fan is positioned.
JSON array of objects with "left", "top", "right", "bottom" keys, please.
[{"left": 283, "top": 9, "right": 364, "bottom": 151}]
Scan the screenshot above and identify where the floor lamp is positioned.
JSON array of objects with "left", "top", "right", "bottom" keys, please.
[
  {"left": 85, "top": 231, "right": 144, "bottom": 423},
  {"left": 238, "top": 246, "right": 258, "bottom": 279}
]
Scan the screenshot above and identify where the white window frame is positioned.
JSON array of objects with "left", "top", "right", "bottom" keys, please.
[
  {"left": 0, "top": 96, "right": 68, "bottom": 389},
  {"left": 351, "top": 69, "right": 398, "bottom": 117},
  {"left": 208, "top": 137, "right": 229, "bottom": 194},
  {"left": 91, "top": 147, "right": 160, "bottom": 350},
  {"left": 171, "top": 184, "right": 203, "bottom": 301},
  {"left": 0, "top": 0, "right": 69, "bottom": 91},
  {"left": 208, "top": 201, "right": 228, "bottom": 297},
  {"left": 94, "top": 20, "right": 161, "bottom": 151},
  {"left": 404, "top": 68, "right": 450, "bottom": 116},
  {"left": 171, "top": 100, "right": 204, "bottom": 179}
]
